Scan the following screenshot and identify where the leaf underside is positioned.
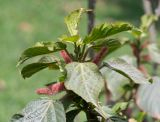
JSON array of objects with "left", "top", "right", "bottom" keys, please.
[
  {"left": 136, "top": 76, "right": 160, "bottom": 119},
  {"left": 104, "top": 58, "right": 150, "bottom": 84},
  {"left": 11, "top": 98, "right": 66, "bottom": 122},
  {"left": 64, "top": 62, "right": 106, "bottom": 118}
]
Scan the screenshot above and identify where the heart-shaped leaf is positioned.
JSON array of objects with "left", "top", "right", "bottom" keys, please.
[
  {"left": 11, "top": 98, "right": 66, "bottom": 122},
  {"left": 103, "top": 58, "right": 151, "bottom": 84},
  {"left": 64, "top": 62, "right": 106, "bottom": 118},
  {"left": 136, "top": 76, "right": 160, "bottom": 119}
]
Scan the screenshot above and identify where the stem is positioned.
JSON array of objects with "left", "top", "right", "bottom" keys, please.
[
  {"left": 80, "top": 44, "right": 86, "bottom": 62},
  {"left": 85, "top": 110, "right": 99, "bottom": 122},
  {"left": 88, "top": 0, "right": 96, "bottom": 34},
  {"left": 88, "top": 0, "right": 96, "bottom": 59},
  {"left": 82, "top": 47, "right": 91, "bottom": 61},
  {"left": 142, "top": 0, "right": 158, "bottom": 75}
]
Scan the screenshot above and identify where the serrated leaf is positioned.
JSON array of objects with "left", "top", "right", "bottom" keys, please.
[
  {"left": 147, "top": 43, "right": 160, "bottom": 64},
  {"left": 11, "top": 98, "right": 66, "bottom": 122},
  {"left": 21, "top": 56, "right": 59, "bottom": 79},
  {"left": 18, "top": 42, "right": 66, "bottom": 65},
  {"left": 140, "top": 14, "right": 158, "bottom": 31},
  {"left": 83, "top": 22, "right": 133, "bottom": 44},
  {"left": 103, "top": 58, "right": 150, "bottom": 84},
  {"left": 64, "top": 62, "right": 106, "bottom": 118},
  {"left": 136, "top": 76, "right": 160, "bottom": 119},
  {"left": 59, "top": 35, "right": 80, "bottom": 43},
  {"left": 65, "top": 8, "right": 87, "bottom": 36},
  {"left": 93, "top": 38, "right": 128, "bottom": 55}
]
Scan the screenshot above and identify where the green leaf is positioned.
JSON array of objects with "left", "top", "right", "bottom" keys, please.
[
  {"left": 59, "top": 35, "right": 80, "bottom": 43},
  {"left": 65, "top": 8, "right": 87, "bottom": 36},
  {"left": 83, "top": 22, "right": 133, "bottom": 44},
  {"left": 136, "top": 76, "right": 160, "bottom": 119},
  {"left": 101, "top": 68, "right": 129, "bottom": 100},
  {"left": 66, "top": 109, "right": 81, "bottom": 122},
  {"left": 147, "top": 43, "right": 160, "bottom": 64},
  {"left": 103, "top": 58, "right": 151, "bottom": 84},
  {"left": 101, "top": 56, "right": 135, "bottom": 100},
  {"left": 140, "top": 14, "right": 158, "bottom": 31},
  {"left": 92, "top": 38, "right": 128, "bottom": 55},
  {"left": 11, "top": 98, "right": 66, "bottom": 122},
  {"left": 64, "top": 62, "right": 106, "bottom": 118},
  {"left": 18, "top": 42, "right": 66, "bottom": 65},
  {"left": 21, "top": 56, "right": 59, "bottom": 79},
  {"left": 108, "top": 116, "right": 128, "bottom": 122},
  {"left": 112, "top": 102, "right": 129, "bottom": 113},
  {"left": 11, "top": 114, "right": 24, "bottom": 122}
]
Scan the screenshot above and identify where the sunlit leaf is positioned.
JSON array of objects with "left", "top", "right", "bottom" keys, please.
[
  {"left": 11, "top": 98, "right": 66, "bottom": 122},
  {"left": 64, "top": 62, "right": 106, "bottom": 118},
  {"left": 18, "top": 42, "right": 66, "bottom": 65},
  {"left": 65, "top": 8, "right": 87, "bottom": 36},
  {"left": 83, "top": 22, "right": 133, "bottom": 44},
  {"left": 103, "top": 58, "right": 151, "bottom": 84},
  {"left": 59, "top": 35, "right": 80, "bottom": 43},
  {"left": 136, "top": 76, "right": 160, "bottom": 119},
  {"left": 21, "top": 56, "right": 59, "bottom": 79},
  {"left": 140, "top": 14, "right": 158, "bottom": 31}
]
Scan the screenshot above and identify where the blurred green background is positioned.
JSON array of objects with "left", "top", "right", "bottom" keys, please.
[{"left": 0, "top": 0, "right": 154, "bottom": 121}]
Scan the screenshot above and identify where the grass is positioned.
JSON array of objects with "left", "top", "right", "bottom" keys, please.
[{"left": 0, "top": 0, "right": 146, "bottom": 121}]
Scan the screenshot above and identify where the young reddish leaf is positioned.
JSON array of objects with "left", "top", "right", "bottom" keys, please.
[
  {"left": 60, "top": 50, "right": 72, "bottom": 64},
  {"left": 93, "top": 47, "right": 108, "bottom": 65},
  {"left": 36, "top": 82, "right": 65, "bottom": 95}
]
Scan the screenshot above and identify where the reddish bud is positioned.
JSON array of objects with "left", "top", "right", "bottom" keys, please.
[
  {"left": 60, "top": 50, "right": 72, "bottom": 64},
  {"left": 36, "top": 82, "right": 65, "bottom": 95},
  {"left": 36, "top": 88, "right": 53, "bottom": 95},
  {"left": 48, "top": 82, "right": 65, "bottom": 94},
  {"left": 93, "top": 47, "right": 108, "bottom": 65}
]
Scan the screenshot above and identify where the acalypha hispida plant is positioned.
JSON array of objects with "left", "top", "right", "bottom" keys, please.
[{"left": 12, "top": 8, "right": 160, "bottom": 122}]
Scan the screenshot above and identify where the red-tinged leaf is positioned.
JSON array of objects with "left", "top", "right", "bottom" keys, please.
[{"left": 60, "top": 50, "right": 72, "bottom": 64}]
